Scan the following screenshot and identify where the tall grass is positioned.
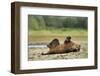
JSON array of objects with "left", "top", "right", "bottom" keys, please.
[
  {"left": 28, "top": 28, "right": 87, "bottom": 44},
  {"left": 29, "top": 28, "right": 87, "bottom": 37}
]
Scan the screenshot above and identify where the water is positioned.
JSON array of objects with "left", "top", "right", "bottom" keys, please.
[{"left": 28, "top": 44, "right": 47, "bottom": 48}]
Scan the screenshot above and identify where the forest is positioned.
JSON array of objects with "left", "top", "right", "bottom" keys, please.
[{"left": 28, "top": 15, "right": 88, "bottom": 30}]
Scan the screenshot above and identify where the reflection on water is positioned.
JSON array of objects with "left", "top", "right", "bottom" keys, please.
[{"left": 28, "top": 44, "right": 47, "bottom": 48}]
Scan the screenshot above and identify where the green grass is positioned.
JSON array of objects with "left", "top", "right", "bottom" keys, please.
[
  {"left": 28, "top": 28, "right": 87, "bottom": 44},
  {"left": 29, "top": 28, "right": 87, "bottom": 36}
]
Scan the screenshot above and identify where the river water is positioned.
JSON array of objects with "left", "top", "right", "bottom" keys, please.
[{"left": 28, "top": 44, "right": 47, "bottom": 48}]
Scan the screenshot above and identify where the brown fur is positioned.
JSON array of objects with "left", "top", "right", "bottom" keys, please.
[{"left": 42, "top": 36, "right": 80, "bottom": 55}]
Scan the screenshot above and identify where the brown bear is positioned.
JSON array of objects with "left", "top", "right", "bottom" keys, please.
[
  {"left": 64, "top": 36, "right": 80, "bottom": 52},
  {"left": 42, "top": 36, "right": 80, "bottom": 55}
]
